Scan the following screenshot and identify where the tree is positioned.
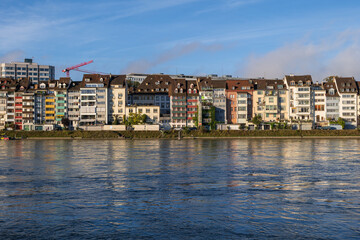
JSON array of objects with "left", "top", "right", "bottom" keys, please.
[
  {"left": 251, "top": 114, "right": 262, "bottom": 129},
  {"left": 330, "top": 117, "right": 345, "bottom": 129},
  {"left": 126, "top": 113, "right": 148, "bottom": 125},
  {"left": 112, "top": 116, "right": 119, "bottom": 125},
  {"left": 61, "top": 117, "right": 70, "bottom": 129},
  {"left": 210, "top": 106, "right": 216, "bottom": 130},
  {"left": 193, "top": 110, "right": 199, "bottom": 128},
  {"left": 323, "top": 76, "right": 338, "bottom": 82}
]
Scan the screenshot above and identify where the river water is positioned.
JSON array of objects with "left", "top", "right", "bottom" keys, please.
[{"left": 0, "top": 139, "right": 359, "bottom": 239}]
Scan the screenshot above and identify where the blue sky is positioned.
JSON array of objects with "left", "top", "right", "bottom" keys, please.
[{"left": 1, "top": 0, "right": 360, "bottom": 81}]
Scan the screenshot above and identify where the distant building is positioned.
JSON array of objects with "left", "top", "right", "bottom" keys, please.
[{"left": 0, "top": 58, "right": 55, "bottom": 84}]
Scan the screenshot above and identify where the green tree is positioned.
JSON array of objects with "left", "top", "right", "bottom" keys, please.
[
  {"left": 210, "top": 106, "right": 216, "bottom": 130},
  {"left": 193, "top": 110, "right": 199, "bottom": 128},
  {"left": 330, "top": 117, "right": 345, "bottom": 129},
  {"left": 251, "top": 114, "right": 262, "bottom": 129},
  {"left": 323, "top": 76, "right": 338, "bottom": 82},
  {"left": 112, "top": 116, "right": 119, "bottom": 125},
  {"left": 61, "top": 117, "right": 70, "bottom": 129}
]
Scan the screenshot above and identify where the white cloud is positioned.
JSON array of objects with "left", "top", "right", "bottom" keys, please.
[
  {"left": 239, "top": 30, "right": 360, "bottom": 81},
  {"left": 122, "top": 42, "right": 223, "bottom": 73}
]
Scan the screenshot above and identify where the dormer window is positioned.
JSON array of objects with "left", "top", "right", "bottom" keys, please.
[
  {"left": 49, "top": 84, "right": 55, "bottom": 88},
  {"left": 165, "top": 82, "right": 169, "bottom": 85},
  {"left": 232, "top": 86, "right": 235, "bottom": 90},
  {"left": 100, "top": 78, "right": 103, "bottom": 82},
  {"left": 298, "top": 81, "right": 303, "bottom": 86},
  {"left": 180, "top": 88, "right": 183, "bottom": 93},
  {"left": 290, "top": 81, "right": 295, "bottom": 86},
  {"left": 155, "top": 81, "right": 160, "bottom": 85},
  {"left": 194, "top": 89, "right": 197, "bottom": 93},
  {"left": 177, "top": 83, "right": 181, "bottom": 88},
  {"left": 85, "top": 78, "right": 90, "bottom": 82},
  {"left": 307, "top": 81, "right": 311, "bottom": 85},
  {"left": 329, "top": 89, "right": 334, "bottom": 95},
  {"left": 145, "top": 82, "right": 149, "bottom": 85},
  {"left": 175, "top": 88, "right": 178, "bottom": 93},
  {"left": 188, "top": 89, "right": 192, "bottom": 94},
  {"left": 190, "top": 83, "right": 194, "bottom": 88},
  {"left": 40, "top": 83, "right": 46, "bottom": 89}
]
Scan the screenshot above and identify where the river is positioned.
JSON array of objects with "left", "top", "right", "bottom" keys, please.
[{"left": 0, "top": 139, "right": 359, "bottom": 239}]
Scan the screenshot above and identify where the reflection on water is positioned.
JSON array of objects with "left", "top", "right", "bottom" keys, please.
[{"left": 0, "top": 139, "right": 360, "bottom": 239}]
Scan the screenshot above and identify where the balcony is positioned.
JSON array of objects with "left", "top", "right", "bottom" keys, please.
[
  {"left": 172, "top": 104, "right": 186, "bottom": 108},
  {"left": 172, "top": 111, "right": 186, "bottom": 114}
]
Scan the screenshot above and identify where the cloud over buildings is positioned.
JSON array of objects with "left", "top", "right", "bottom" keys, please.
[
  {"left": 122, "top": 42, "right": 223, "bottom": 73},
  {"left": 239, "top": 30, "right": 360, "bottom": 81}
]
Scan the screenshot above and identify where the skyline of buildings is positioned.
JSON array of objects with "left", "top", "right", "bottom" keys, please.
[{"left": 0, "top": 71, "right": 359, "bottom": 131}]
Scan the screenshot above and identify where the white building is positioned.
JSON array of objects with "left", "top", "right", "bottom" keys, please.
[
  {"left": 284, "top": 75, "right": 314, "bottom": 122},
  {"left": 334, "top": 77, "right": 358, "bottom": 126},
  {"left": 79, "top": 74, "right": 110, "bottom": 126},
  {"left": 323, "top": 81, "right": 339, "bottom": 121},
  {"left": 313, "top": 83, "right": 326, "bottom": 123},
  {"left": 0, "top": 58, "right": 55, "bottom": 84}
]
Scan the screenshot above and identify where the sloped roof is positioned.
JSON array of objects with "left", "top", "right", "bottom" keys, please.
[
  {"left": 226, "top": 79, "right": 254, "bottom": 91},
  {"left": 334, "top": 77, "right": 358, "bottom": 94},
  {"left": 284, "top": 75, "right": 313, "bottom": 86},
  {"left": 80, "top": 74, "right": 111, "bottom": 88},
  {"left": 253, "top": 79, "right": 287, "bottom": 90}
]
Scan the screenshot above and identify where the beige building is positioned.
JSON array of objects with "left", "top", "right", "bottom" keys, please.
[
  {"left": 109, "top": 75, "right": 127, "bottom": 123},
  {"left": 253, "top": 79, "right": 288, "bottom": 122},
  {"left": 125, "top": 105, "right": 160, "bottom": 124}
]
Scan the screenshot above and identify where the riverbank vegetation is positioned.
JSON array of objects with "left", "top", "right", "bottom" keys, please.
[{"left": 2, "top": 129, "right": 360, "bottom": 139}]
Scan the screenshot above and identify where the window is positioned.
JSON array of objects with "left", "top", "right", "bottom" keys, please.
[
  {"left": 153, "top": 108, "right": 158, "bottom": 113},
  {"left": 146, "top": 109, "right": 150, "bottom": 113}
]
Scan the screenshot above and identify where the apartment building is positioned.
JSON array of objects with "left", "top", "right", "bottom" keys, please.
[
  {"left": 0, "top": 78, "right": 12, "bottom": 129},
  {"left": 253, "top": 79, "right": 288, "bottom": 122},
  {"left": 322, "top": 81, "right": 339, "bottom": 121},
  {"left": 22, "top": 91, "right": 36, "bottom": 130},
  {"left": 185, "top": 80, "right": 199, "bottom": 128},
  {"left": 0, "top": 58, "right": 55, "bottom": 84},
  {"left": 334, "top": 77, "right": 358, "bottom": 125},
  {"left": 169, "top": 78, "right": 198, "bottom": 128},
  {"left": 226, "top": 80, "right": 254, "bottom": 124},
  {"left": 197, "top": 77, "right": 226, "bottom": 124},
  {"left": 313, "top": 83, "right": 327, "bottom": 123},
  {"left": 44, "top": 80, "right": 56, "bottom": 124},
  {"left": 284, "top": 75, "right": 314, "bottom": 121},
  {"left": 129, "top": 75, "right": 172, "bottom": 114},
  {"left": 79, "top": 74, "right": 110, "bottom": 126},
  {"left": 54, "top": 77, "right": 70, "bottom": 123},
  {"left": 109, "top": 75, "right": 127, "bottom": 123},
  {"left": 67, "top": 82, "right": 81, "bottom": 128}
]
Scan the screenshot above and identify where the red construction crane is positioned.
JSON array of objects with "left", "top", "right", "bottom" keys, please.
[
  {"left": 62, "top": 60, "right": 109, "bottom": 77},
  {"left": 62, "top": 60, "right": 93, "bottom": 77}
]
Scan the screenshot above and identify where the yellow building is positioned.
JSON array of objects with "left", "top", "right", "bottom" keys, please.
[
  {"left": 109, "top": 75, "right": 127, "bottom": 123},
  {"left": 125, "top": 105, "right": 160, "bottom": 124},
  {"left": 253, "top": 79, "right": 288, "bottom": 122}
]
